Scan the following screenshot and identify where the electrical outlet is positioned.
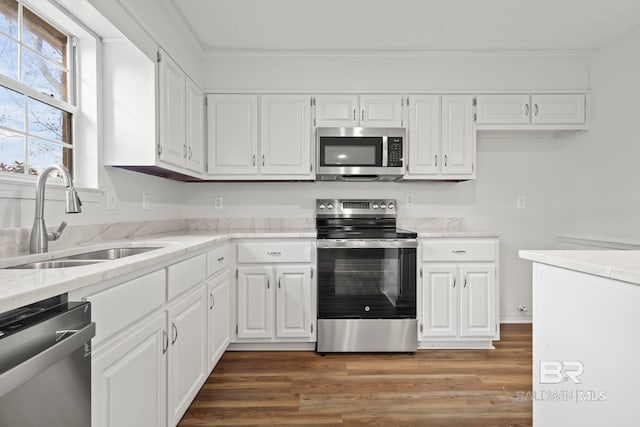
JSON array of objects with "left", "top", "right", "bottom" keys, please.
[
  {"left": 516, "top": 196, "right": 526, "bottom": 209},
  {"left": 142, "top": 193, "right": 150, "bottom": 210},
  {"left": 106, "top": 190, "right": 117, "bottom": 210},
  {"left": 518, "top": 305, "right": 529, "bottom": 312},
  {"left": 214, "top": 196, "right": 223, "bottom": 209},
  {"left": 406, "top": 193, "right": 414, "bottom": 206}
]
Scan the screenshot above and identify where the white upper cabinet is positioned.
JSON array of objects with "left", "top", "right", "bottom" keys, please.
[
  {"left": 260, "top": 95, "right": 312, "bottom": 176},
  {"left": 185, "top": 77, "right": 205, "bottom": 173},
  {"left": 315, "top": 94, "right": 404, "bottom": 128},
  {"left": 405, "top": 94, "right": 475, "bottom": 180},
  {"left": 314, "top": 95, "right": 359, "bottom": 127},
  {"left": 207, "top": 94, "right": 313, "bottom": 180},
  {"left": 158, "top": 51, "right": 186, "bottom": 168},
  {"left": 476, "top": 93, "right": 586, "bottom": 129},
  {"left": 407, "top": 95, "right": 441, "bottom": 176},
  {"left": 207, "top": 94, "right": 259, "bottom": 175}
]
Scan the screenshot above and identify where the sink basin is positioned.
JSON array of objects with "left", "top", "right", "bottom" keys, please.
[
  {"left": 5, "top": 246, "right": 163, "bottom": 269},
  {"left": 8, "top": 260, "right": 105, "bottom": 269},
  {"left": 64, "top": 247, "right": 163, "bottom": 261}
]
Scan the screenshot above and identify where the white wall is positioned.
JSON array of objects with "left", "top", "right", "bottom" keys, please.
[{"left": 556, "top": 26, "right": 640, "bottom": 239}]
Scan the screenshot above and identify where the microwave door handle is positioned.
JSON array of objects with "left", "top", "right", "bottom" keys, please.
[{"left": 382, "top": 136, "right": 388, "bottom": 167}]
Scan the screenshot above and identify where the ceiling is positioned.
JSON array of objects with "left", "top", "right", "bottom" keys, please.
[{"left": 169, "top": 0, "right": 640, "bottom": 53}]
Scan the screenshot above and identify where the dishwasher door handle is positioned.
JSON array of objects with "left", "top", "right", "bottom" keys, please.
[{"left": 0, "top": 322, "right": 95, "bottom": 399}]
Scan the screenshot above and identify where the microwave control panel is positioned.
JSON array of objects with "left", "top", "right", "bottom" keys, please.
[{"left": 387, "top": 137, "right": 403, "bottom": 167}]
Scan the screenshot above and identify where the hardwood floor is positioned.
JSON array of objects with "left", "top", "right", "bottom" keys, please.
[{"left": 179, "top": 324, "right": 532, "bottom": 426}]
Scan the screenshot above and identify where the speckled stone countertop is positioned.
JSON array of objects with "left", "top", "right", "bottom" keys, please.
[
  {"left": 519, "top": 250, "right": 640, "bottom": 285},
  {"left": 0, "top": 229, "right": 316, "bottom": 313}
]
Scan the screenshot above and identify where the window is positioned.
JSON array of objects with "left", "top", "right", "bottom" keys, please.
[{"left": 0, "top": 0, "right": 75, "bottom": 178}]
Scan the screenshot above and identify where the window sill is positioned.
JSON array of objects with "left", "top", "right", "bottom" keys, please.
[{"left": 0, "top": 174, "right": 104, "bottom": 203}]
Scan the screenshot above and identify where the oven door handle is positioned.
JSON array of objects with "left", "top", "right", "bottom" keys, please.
[
  {"left": 0, "top": 322, "right": 96, "bottom": 399},
  {"left": 317, "top": 239, "right": 418, "bottom": 249}
]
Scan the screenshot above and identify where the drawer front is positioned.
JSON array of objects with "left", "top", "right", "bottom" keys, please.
[
  {"left": 88, "top": 269, "right": 166, "bottom": 345},
  {"left": 207, "top": 244, "right": 230, "bottom": 277},
  {"left": 237, "top": 242, "right": 312, "bottom": 263},
  {"left": 167, "top": 254, "right": 207, "bottom": 300},
  {"left": 421, "top": 239, "right": 496, "bottom": 262}
]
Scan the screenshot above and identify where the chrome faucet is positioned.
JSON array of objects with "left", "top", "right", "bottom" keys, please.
[{"left": 29, "top": 164, "right": 82, "bottom": 254}]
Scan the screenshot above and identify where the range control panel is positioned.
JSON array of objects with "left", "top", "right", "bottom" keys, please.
[{"left": 316, "top": 199, "right": 397, "bottom": 216}]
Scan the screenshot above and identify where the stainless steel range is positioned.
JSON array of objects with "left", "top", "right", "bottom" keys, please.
[{"left": 316, "top": 199, "right": 418, "bottom": 352}]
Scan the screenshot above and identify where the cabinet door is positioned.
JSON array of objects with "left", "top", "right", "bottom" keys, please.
[
  {"left": 314, "top": 95, "right": 359, "bottom": 127},
  {"left": 531, "top": 94, "right": 585, "bottom": 124},
  {"left": 167, "top": 285, "right": 208, "bottom": 426},
  {"left": 359, "top": 95, "right": 404, "bottom": 127},
  {"left": 92, "top": 311, "right": 167, "bottom": 427},
  {"left": 207, "top": 94, "right": 258, "bottom": 175},
  {"left": 185, "top": 77, "right": 205, "bottom": 173},
  {"left": 459, "top": 264, "right": 497, "bottom": 337},
  {"left": 441, "top": 95, "right": 474, "bottom": 176},
  {"left": 260, "top": 95, "right": 312, "bottom": 177},
  {"left": 421, "top": 265, "right": 458, "bottom": 338},
  {"left": 406, "top": 95, "right": 441, "bottom": 177},
  {"left": 208, "top": 273, "right": 231, "bottom": 371},
  {"left": 275, "top": 265, "right": 312, "bottom": 338},
  {"left": 475, "top": 94, "right": 530, "bottom": 124},
  {"left": 237, "top": 266, "right": 274, "bottom": 339},
  {"left": 158, "top": 50, "right": 186, "bottom": 167}
]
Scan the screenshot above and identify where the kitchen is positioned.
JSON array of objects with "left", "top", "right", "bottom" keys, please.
[{"left": 0, "top": 0, "right": 639, "bottom": 426}]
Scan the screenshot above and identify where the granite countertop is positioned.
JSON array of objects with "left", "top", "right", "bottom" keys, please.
[
  {"left": 0, "top": 229, "right": 316, "bottom": 313},
  {"left": 519, "top": 249, "right": 640, "bottom": 286}
]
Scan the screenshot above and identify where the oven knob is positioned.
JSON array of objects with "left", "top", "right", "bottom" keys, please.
[
  {"left": 319, "top": 203, "right": 325, "bottom": 209},
  {"left": 381, "top": 203, "right": 386, "bottom": 209},
  {"left": 372, "top": 203, "right": 379, "bottom": 209},
  {"left": 364, "top": 306, "right": 371, "bottom": 312},
  {"left": 388, "top": 203, "right": 395, "bottom": 209},
  {"left": 327, "top": 203, "right": 334, "bottom": 209}
]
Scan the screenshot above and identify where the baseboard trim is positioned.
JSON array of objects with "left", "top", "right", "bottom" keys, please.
[{"left": 500, "top": 317, "right": 533, "bottom": 324}]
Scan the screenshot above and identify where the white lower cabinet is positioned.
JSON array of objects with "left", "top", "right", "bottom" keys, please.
[
  {"left": 207, "top": 272, "right": 231, "bottom": 371},
  {"left": 167, "top": 285, "right": 208, "bottom": 426},
  {"left": 419, "top": 238, "right": 499, "bottom": 348},
  {"left": 92, "top": 311, "right": 167, "bottom": 427}
]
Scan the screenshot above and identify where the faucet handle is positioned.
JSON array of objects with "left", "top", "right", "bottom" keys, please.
[{"left": 49, "top": 221, "right": 67, "bottom": 241}]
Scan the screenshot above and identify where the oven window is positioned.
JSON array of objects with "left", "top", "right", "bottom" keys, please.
[
  {"left": 318, "top": 247, "right": 416, "bottom": 319},
  {"left": 319, "top": 137, "right": 382, "bottom": 167}
]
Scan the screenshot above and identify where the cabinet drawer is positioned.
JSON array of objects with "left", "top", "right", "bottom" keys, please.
[
  {"left": 207, "top": 244, "right": 230, "bottom": 277},
  {"left": 237, "top": 242, "right": 312, "bottom": 263},
  {"left": 87, "top": 270, "right": 166, "bottom": 345},
  {"left": 421, "top": 239, "right": 496, "bottom": 262},
  {"left": 167, "top": 254, "right": 206, "bottom": 300}
]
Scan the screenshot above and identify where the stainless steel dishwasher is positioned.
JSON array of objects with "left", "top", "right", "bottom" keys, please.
[{"left": 0, "top": 295, "right": 95, "bottom": 427}]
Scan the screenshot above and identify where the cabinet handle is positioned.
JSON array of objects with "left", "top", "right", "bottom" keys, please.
[
  {"left": 210, "top": 293, "right": 215, "bottom": 310},
  {"left": 452, "top": 250, "right": 467, "bottom": 254},
  {"left": 171, "top": 322, "right": 178, "bottom": 345},
  {"left": 262, "top": 154, "right": 265, "bottom": 167},
  {"left": 353, "top": 108, "right": 356, "bottom": 121},
  {"left": 267, "top": 251, "right": 281, "bottom": 256},
  {"left": 444, "top": 154, "right": 448, "bottom": 167},
  {"left": 464, "top": 277, "right": 468, "bottom": 288},
  {"left": 188, "top": 147, "right": 192, "bottom": 160},
  {"left": 524, "top": 103, "right": 530, "bottom": 116},
  {"left": 217, "top": 256, "right": 224, "bottom": 262},
  {"left": 534, "top": 104, "right": 539, "bottom": 116},
  {"left": 162, "top": 330, "right": 168, "bottom": 354},
  {"left": 453, "top": 276, "right": 456, "bottom": 288},
  {"left": 434, "top": 155, "right": 438, "bottom": 167},
  {"left": 183, "top": 144, "right": 187, "bottom": 158},
  {"left": 278, "top": 277, "right": 281, "bottom": 288},
  {"left": 267, "top": 278, "right": 270, "bottom": 289},
  {"left": 252, "top": 154, "right": 256, "bottom": 166},
  {"left": 361, "top": 108, "right": 364, "bottom": 122}
]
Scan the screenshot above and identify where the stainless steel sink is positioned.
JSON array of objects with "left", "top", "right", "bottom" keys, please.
[
  {"left": 64, "top": 247, "right": 163, "bottom": 261},
  {"left": 8, "top": 260, "right": 105, "bottom": 269},
  {"left": 6, "top": 246, "right": 163, "bottom": 269}
]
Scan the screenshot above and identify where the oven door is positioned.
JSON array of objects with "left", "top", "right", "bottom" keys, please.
[{"left": 317, "top": 241, "right": 417, "bottom": 319}]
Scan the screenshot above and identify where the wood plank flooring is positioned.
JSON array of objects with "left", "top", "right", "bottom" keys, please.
[{"left": 179, "top": 324, "right": 532, "bottom": 426}]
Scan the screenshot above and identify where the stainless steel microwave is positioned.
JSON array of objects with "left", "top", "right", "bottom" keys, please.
[{"left": 316, "top": 127, "right": 405, "bottom": 181}]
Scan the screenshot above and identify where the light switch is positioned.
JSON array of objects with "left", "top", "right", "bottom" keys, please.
[
  {"left": 517, "top": 196, "right": 526, "bottom": 209},
  {"left": 142, "top": 193, "right": 150, "bottom": 210}
]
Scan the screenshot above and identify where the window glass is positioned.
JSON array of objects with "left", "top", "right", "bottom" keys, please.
[
  {"left": 0, "top": 85, "right": 25, "bottom": 131},
  {"left": 22, "top": 49, "right": 68, "bottom": 100},
  {"left": 27, "top": 96, "right": 71, "bottom": 143},
  {"left": 22, "top": 7, "right": 67, "bottom": 67},
  {"left": 0, "top": 0, "right": 18, "bottom": 39},
  {"left": 0, "top": 33, "right": 19, "bottom": 80},
  {"left": 28, "top": 137, "right": 70, "bottom": 176},
  {"left": 0, "top": 130, "right": 25, "bottom": 174}
]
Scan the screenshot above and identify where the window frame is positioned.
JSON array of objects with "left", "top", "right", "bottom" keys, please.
[{"left": 0, "top": 0, "right": 77, "bottom": 180}]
